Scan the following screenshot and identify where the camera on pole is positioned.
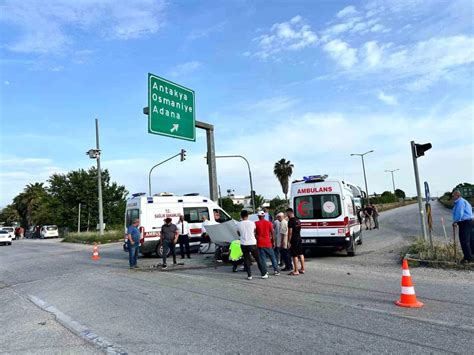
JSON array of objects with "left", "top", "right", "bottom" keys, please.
[{"left": 180, "top": 149, "right": 187, "bottom": 161}]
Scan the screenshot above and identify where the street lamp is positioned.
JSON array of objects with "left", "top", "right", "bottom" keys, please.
[
  {"left": 350, "top": 150, "right": 374, "bottom": 204},
  {"left": 385, "top": 169, "right": 400, "bottom": 198},
  {"left": 214, "top": 155, "right": 255, "bottom": 213}
]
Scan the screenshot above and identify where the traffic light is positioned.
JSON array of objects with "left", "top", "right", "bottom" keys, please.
[
  {"left": 414, "top": 143, "right": 432, "bottom": 158},
  {"left": 180, "top": 149, "right": 187, "bottom": 161}
]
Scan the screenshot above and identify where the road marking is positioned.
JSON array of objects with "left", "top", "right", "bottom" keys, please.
[{"left": 28, "top": 295, "right": 127, "bottom": 355}]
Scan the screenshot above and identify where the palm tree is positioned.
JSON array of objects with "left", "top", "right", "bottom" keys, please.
[{"left": 273, "top": 158, "right": 294, "bottom": 201}]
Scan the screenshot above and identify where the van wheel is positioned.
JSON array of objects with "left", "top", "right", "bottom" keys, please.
[{"left": 346, "top": 235, "right": 356, "bottom": 256}]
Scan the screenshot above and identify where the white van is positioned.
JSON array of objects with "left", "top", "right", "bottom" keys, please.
[
  {"left": 289, "top": 175, "right": 363, "bottom": 256},
  {"left": 125, "top": 193, "right": 232, "bottom": 257}
]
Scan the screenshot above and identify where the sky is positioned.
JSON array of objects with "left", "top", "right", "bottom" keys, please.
[{"left": 0, "top": 0, "right": 473, "bottom": 207}]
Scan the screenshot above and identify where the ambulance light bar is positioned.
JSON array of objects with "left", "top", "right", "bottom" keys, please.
[
  {"left": 131, "top": 192, "right": 146, "bottom": 198},
  {"left": 303, "top": 175, "right": 328, "bottom": 182}
]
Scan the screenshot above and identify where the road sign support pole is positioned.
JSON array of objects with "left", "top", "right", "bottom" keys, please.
[
  {"left": 143, "top": 107, "right": 218, "bottom": 202},
  {"left": 95, "top": 119, "right": 104, "bottom": 237},
  {"left": 411, "top": 141, "right": 428, "bottom": 241},
  {"left": 196, "top": 120, "right": 218, "bottom": 202}
]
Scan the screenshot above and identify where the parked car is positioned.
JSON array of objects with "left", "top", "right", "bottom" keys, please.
[
  {"left": 0, "top": 230, "right": 12, "bottom": 245},
  {"left": 0, "top": 226, "right": 15, "bottom": 240},
  {"left": 40, "top": 225, "right": 59, "bottom": 239}
]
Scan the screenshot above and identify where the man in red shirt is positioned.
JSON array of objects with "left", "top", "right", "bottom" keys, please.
[{"left": 255, "top": 211, "right": 280, "bottom": 276}]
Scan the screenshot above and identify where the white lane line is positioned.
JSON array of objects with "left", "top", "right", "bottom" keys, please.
[{"left": 28, "top": 295, "right": 127, "bottom": 355}]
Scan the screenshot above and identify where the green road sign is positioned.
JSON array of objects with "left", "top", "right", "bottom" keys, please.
[{"left": 148, "top": 73, "right": 196, "bottom": 141}]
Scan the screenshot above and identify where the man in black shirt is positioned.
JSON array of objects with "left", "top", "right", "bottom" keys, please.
[{"left": 286, "top": 208, "right": 305, "bottom": 276}]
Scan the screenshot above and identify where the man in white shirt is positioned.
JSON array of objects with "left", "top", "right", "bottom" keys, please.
[
  {"left": 176, "top": 215, "right": 191, "bottom": 259},
  {"left": 236, "top": 210, "right": 268, "bottom": 280}
]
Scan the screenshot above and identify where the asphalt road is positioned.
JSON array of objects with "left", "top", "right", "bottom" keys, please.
[{"left": 1, "top": 201, "right": 473, "bottom": 354}]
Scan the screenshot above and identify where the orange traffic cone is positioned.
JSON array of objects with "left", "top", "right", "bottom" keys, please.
[
  {"left": 91, "top": 242, "right": 100, "bottom": 260},
  {"left": 395, "top": 259, "right": 423, "bottom": 308}
]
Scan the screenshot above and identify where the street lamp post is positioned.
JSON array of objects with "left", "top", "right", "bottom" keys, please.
[
  {"left": 350, "top": 150, "right": 374, "bottom": 205},
  {"left": 385, "top": 169, "right": 400, "bottom": 197},
  {"left": 215, "top": 155, "right": 255, "bottom": 213},
  {"left": 148, "top": 150, "right": 186, "bottom": 196}
]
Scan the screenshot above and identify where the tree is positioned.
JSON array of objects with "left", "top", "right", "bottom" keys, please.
[
  {"left": 395, "top": 189, "right": 406, "bottom": 199},
  {"left": 273, "top": 158, "right": 294, "bottom": 201},
  {"left": 48, "top": 167, "right": 127, "bottom": 231},
  {"left": 0, "top": 204, "right": 20, "bottom": 225},
  {"left": 253, "top": 194, "right": 265, "bottom": 210},
  {"left": 269, "top": 196, "right": 288, "bottom": 213},
  {"left": 13, "top": 183, "right": 49, "bottom": 227}
]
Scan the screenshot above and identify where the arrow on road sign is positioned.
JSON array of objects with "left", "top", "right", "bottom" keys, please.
[{"left": 171, "top": 124, "right": 179, "bottom": 133}]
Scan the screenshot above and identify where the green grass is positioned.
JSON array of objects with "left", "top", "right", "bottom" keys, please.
[
  {"left": 62, "top": 230, "right": 124, "bottom": 244},
  {"left": 401, "top": 238, "right": 472, "bottom": 269}
]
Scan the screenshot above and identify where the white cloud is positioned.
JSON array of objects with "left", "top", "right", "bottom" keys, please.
[
  {"left": 377, "top": 91, "right": 398, "bottom": 105},
  {"left": 169, "top": 61, "right": 202, "bottom": 78},
  {"left": 0, "top": 0, "right": 166, "bottom": 55},
  {"left": 252, "top": 15, "right": 317, "bottom": 59},
  {"left": 4, "top": 80, "right": 9, "bottom": 85},
  {"left": 323, "top": 39, "right": 358, "bottom": 69},
  {"left": 188, "top": 21, "right": 226, "bottom": 40},
  {"left": 248, "top": 96, "right": 300, "bottom": 114},
  {"left": 337, "top": 6, "right": 359, "bottom": 18}
]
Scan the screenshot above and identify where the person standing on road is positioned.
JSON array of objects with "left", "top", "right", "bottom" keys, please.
[
  {"left": 278, "top": 212, "right": 293, "bottom": 271},
  {"left": 160, "top": 218, "right": 179, "bottom": 269},
  {"left": 236, "top": 210, "right": 268, "bottom": 280},
  {"left": 364, "top": 205, "right": 373, "bottom": 230},
  {"left": 370, "top": 203, "right": 379, "bottom": 230},
  {"left": 176, "top": 215, "right": 191, "bottom": 259},
  {"left": 286, "top": 208, "right": 305, "bottom": 276},
  {"left": 273, "top": 214, "right": 282, "bottom": 265},
  {"left": 127, "top": 218, "right": 141, "bottom": 269},
  {"left": 256, "top": 211, "right": 280, "bottom": 275},
  {"left": 452, "top": 191, "right": 473, "bottom": 263}
]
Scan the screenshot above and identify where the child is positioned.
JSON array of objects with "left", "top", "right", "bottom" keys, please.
[{"left": 229, "top": 239, "right": 244, "bottom": 272}]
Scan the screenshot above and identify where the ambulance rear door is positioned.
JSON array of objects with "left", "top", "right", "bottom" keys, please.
[{"left": 294, "top": 182, "right": 345, "bottom": 242}]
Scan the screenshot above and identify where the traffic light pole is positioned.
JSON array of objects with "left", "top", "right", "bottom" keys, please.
[
  {"left": 148, "top": 151, "right": 183, "bottom": 196},
  {"left": 411, "top": 141, "right": 428, "bottom": 241}
]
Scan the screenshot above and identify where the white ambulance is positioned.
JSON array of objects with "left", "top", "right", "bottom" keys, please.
[
  {"left": 289, "top": 175, "right": 363, "bottom": 256},
  {"left": 125, "top": 193, "right": 233, "bottom": 257}
]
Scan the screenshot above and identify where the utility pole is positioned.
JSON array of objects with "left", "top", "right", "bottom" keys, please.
[
  {"left": 77, "top": 203, "right": 81, "bottom": 234},
  {"left": 350, "top": 150, "right": 374, "bottom": 205},
  {"left": 385, "top": 169, "right": 400, "bottom": 197},
  {"left": 95, "top": 119, "right": 104, "bottom": 236},
  {"left": 411, "top": 140, "right": 432, "bottom": 242}
]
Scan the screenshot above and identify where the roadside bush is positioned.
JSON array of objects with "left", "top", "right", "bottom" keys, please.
[
  {"left": 62, "top": 230, "right": 124, "bottom": 244},
  {"left": 400, "top": 238, "right": 471, "bottom": 269}
]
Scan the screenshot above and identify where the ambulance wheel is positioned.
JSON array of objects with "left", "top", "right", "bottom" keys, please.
[
  {"left": 346, "top": 235, "right": 356, "bottom": 256},
  {"left": 356, "top": 234, "right": 363, "bottom": 245}
]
